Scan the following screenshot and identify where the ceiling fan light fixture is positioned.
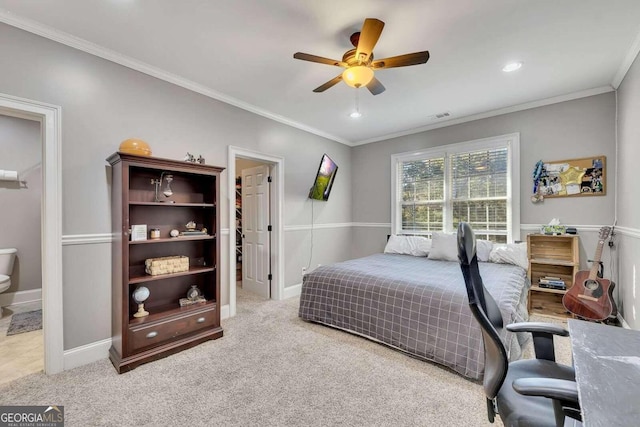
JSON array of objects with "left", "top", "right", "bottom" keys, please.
[
  {"left": 342, "top": 66, "right": 374, "bottom": 88},
  {"left": 502, "top": 61, "right": 523, "bottom": 72}
]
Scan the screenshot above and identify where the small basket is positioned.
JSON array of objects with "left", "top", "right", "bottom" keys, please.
[{"left": 145, "top": 256, "right": 189, "bottom": 276}]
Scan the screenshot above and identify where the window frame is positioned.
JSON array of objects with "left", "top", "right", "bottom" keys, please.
[{"left": 391, "top": 133, "right": 520, "bottom": 242}]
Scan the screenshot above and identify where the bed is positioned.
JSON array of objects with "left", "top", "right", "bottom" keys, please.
[{"left": 298, "top": 252, "right": 530, "bottom": 380}]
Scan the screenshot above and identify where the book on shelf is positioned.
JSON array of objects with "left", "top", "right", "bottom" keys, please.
[
  {"left": 538, "top": 281, "right": 567, "bottom": 290},
  {"left": 538, "top": 276, "right": 566, "bottom": 290},
  {"left": 179, "top": 230, "right": 208, "bottom": 236},
  {"left": 539, "top": 278, "right": 565, "bottom": 285}
]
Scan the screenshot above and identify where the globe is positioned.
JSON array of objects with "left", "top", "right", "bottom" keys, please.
[
  {"left": 132, "top": 286, "right": 150, "bottom": 318},
  {"left": 132, "top": 286, "right": 150, "bottom": 304}
]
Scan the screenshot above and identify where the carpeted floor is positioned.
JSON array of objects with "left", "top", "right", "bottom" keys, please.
[
  {"left": 0, "top": 289, "right": 571, "bottom": 426},
  {"left": 6, "top": 309, "right": 42, "bottom": 336}
]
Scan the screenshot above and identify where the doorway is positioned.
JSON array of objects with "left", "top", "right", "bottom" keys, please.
[
  {"left": 0, "top": 114, "right": 43, "bottom": 385},
  {"left": 0, "top": 93, "right": 64, "bottom": 374},
  {"left": 235, "top": 160, "right": 271, "bottom": 298},
  {"left": 227, "top": 146, "right": 284, "bottom": 317}
]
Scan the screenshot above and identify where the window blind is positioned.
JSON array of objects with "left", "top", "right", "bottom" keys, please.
[
  {"left": 400, "top": 157, "right": 444, "bottom": 232},
  {"left": 450, "top": 148, "right": 508, "bottom": 242}
]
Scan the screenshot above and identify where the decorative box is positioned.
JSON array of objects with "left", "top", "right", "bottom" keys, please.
[
  {"left": 145, "top": 256, "right": 189, "bottom": 276},
  {"left": 540, "top": 225, "right": 566, "bottom": 235},
  {"left": 178, "top": 296, "right": 207, "bottom": 307}
]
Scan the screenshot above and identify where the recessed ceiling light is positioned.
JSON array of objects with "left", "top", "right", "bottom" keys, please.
[
  {"left": 502, "top": 62, "right": 523, "bottom": 72},
  {"left": 350, "top": 111, "right": 362, "bottom": 118}
]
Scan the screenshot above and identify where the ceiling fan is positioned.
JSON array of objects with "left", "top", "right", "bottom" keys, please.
[{"left": 293, "top": 18, "right": 430, "bottom": 95}]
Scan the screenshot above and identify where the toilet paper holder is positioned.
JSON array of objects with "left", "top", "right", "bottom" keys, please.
[{"left": 0, "top": 170, "right": 19, "bottom": 182}]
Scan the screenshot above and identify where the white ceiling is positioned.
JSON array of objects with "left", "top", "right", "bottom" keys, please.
[{"left": 1, "top": 0, "right": 639, "bottom": 145}]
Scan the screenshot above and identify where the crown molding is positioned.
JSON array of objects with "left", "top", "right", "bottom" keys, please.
[
  {"left": 351, "top": 86, "right": 614, "bottom": 146},
  {"left": 0, "top": 10, "right": 627, "bottom": 148},
  {"left": 0, "top": 10, "right": 349, "bottom": 146},
  {"left": 612, "top": 24, "right": 640, "bottom": 88}
]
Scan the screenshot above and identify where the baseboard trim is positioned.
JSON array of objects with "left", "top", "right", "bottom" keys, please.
[
  {"left": 63, "top": 338, "right": 111, "bottom": 371},
  {"left": 221, "top": 304, "right": 230, "bottom": 320},
  {"left": 283, "top": 284, "right": 302, "bottom": 299},
  {"left": 0, "top": 288, "right": 41, "bottom": 308}
]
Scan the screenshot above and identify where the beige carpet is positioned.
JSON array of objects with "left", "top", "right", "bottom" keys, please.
[{"left": 0, "top": 289, "right": 571, "bottom": 426}]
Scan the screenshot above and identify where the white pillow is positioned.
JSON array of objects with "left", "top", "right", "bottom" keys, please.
[
  {"left": 476, "top": 240, "right": 493, "bottom": 262},
  {"left": 427, "top": 232, "right": 458, "bottom": 261},
  {"left": 489, "top": 243, "right": 528, "bottom": 270},
  {"left": 384, "top": 235, "right": 432, "bottom": 257}
]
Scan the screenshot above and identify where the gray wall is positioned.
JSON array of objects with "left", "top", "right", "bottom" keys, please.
[
  {"left": 351, "top": 93, "right": 617, "bottom": 278},
  {"left": 0, "top": 115, "right": 42, "bottom": 293},
  {"left": 0, "top": 23, "right": 352, "bottom": 350},
  {"left": 616, "top": 52, "right": 640, "bottom": 329}
]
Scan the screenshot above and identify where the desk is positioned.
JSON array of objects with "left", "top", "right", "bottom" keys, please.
[{"left": 568, "top": 319, "right": 640, "bottom": 426}]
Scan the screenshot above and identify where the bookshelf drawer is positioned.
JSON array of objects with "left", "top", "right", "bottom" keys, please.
[{"left": 128, "top": 306, "right": 216, "bottom": 351}]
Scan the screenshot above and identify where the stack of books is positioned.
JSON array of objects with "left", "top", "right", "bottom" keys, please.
[{"left": 538, "top": 276, "right": 566, "bottom": 290}]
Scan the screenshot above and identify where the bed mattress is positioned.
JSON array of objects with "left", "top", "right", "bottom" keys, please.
[{"left": 298, "top": 253, "right": 530, "bottom": 379}]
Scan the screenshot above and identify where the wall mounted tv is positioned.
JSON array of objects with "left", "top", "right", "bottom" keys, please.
[{"left": 308, "top": 154, "right": 338, "bottom": 201}]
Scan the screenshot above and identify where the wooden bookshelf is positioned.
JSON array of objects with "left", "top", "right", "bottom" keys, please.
[{"left": 527, "top": 234, "right": 579, "bottom": 318}]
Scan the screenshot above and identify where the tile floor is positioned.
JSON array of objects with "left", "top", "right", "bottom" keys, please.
[{"left": 0, "top": 301, "right": 44, "bottom": 386}]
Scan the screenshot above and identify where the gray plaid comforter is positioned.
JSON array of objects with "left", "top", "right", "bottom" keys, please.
[{"left": 298, "top": 253, "right": 530, "bottom": 379}]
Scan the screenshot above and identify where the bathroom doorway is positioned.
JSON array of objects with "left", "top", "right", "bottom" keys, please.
[
  {"left": 0, "top": 93, "right": 64, "bottom": 376},
  {"left": 0, "top": 114, "right": 44, "bottom": 385}
]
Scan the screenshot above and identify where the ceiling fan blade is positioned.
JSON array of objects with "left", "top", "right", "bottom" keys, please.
[
  {"left": 293, "top": 52, "right": 347, "bottom": 67},
  {"left": 366, "top": 76, "right": 385, "bottom": 95},
  {"left": 313, "top": 75, "right": 343, "bottom": 93},
  {"left": 356, "top": 18, "right": 385, "bottom": 63},
  {"left": 371, "top": 51, "right": 430, "bottom": 69}
]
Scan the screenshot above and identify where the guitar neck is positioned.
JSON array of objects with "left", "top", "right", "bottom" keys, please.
[{"left": 588, "top": 240, "right": 605, "bottom": 280}]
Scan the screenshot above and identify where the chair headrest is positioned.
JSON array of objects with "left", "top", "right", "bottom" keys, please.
[{"left": 457, "top": 222, "right": 477, "bottom": 266}]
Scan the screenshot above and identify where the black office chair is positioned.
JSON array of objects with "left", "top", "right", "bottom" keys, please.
[{"left": 457, "top": 222, "right": 581, "bottom": 427}]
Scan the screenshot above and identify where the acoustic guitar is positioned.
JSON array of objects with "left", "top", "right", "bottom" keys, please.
[{"left": 562, "top": 226, "right": 615, "bottom": 321}]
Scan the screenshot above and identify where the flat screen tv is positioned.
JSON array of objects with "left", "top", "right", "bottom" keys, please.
[{"left": 308, "top": 154, "right": 338, "bottom": 201}]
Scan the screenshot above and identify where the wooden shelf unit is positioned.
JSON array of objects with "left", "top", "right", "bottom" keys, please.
[
  {"left": 107, "top": 152, "right": 225, "bottom": 373},
  {"left": 527, "top": 234, "right": 579, "bottom": 318}
]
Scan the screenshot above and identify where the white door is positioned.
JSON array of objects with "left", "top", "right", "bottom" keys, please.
[{"left": 242, "top": 165, "right": 270, "bottom": 298}]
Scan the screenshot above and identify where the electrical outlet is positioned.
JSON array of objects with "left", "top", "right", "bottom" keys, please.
[{"left": 301, "top": 267, "right": 307, "bottom": 275}]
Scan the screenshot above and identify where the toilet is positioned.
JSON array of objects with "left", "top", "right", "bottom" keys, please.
[{"left": 0, "top": 248, "right": 17, "bottom": 316}]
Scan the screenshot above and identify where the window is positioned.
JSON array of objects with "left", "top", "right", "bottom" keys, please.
[{"left": 391, "top": 134, "right": 520, "bottom": 243}]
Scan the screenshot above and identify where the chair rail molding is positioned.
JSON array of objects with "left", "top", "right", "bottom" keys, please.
[{"left": 62, "top": 233, "right": 114, "bottom": 245}]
